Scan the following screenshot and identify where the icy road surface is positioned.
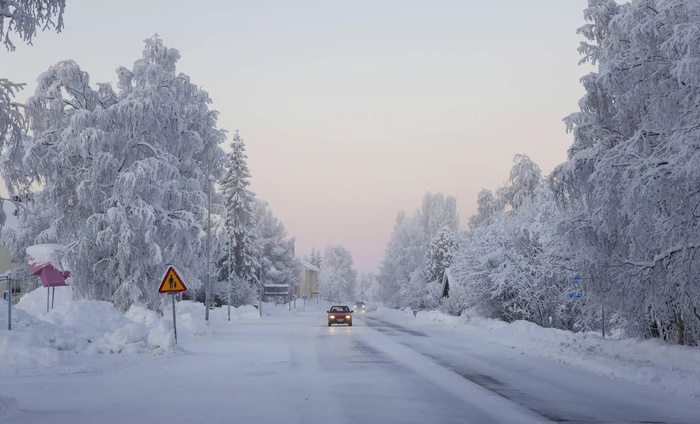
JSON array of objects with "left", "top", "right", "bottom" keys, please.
[{"left": 2, "top": 306, "right": 699, "bottom": 424}]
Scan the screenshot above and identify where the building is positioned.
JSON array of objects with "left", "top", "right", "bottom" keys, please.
[
  {"left": 296, "top": 258, "right": 320, "bottom": 299},
  {"left": 441, "top": 267, "right": 454, "bottom": 298},
  {"left": 0, "top": 200, "right": 21, "bottom": 298}
]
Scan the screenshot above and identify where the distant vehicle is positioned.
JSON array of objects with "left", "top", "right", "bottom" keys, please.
[
  {"left": 328, "top": 305, "right": 352, "bottom": 326},
  {"left": 353, "top": 301, "right": 366, "bottom": 312}
]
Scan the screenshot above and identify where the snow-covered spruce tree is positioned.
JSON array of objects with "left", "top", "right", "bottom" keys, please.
[
  {"left": 1, "top": 37, "right": 226, "bottom": 310},
  {"left": 552, "top": 0, "right": 700, "bottom": 344},
  {"left": 318, "top": 245, "right": 357, "bottom": 303},
  {"left": 216, "top": 131, "right": 259, "bottom": 306},
  {"left": 251, "top": 200, "right": 300, "bottom": 288}
]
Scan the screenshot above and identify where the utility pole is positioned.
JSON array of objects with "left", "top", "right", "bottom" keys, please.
[
  {"left": 258, "top": 251, "right": 263, "bottom": 317},
  {"left": 205, "top": 176, "right": 212, "bottom": 322},
  {"left": 228, "top": 235, "right": 232, "bottom": 322}
]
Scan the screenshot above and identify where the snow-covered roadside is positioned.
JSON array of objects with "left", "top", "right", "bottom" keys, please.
[
  {"left": 367, "top": 307, "right": 700, "bottom": 400},
  {"left": 0, "top": 286, "right": 260, "bottom": 368}
]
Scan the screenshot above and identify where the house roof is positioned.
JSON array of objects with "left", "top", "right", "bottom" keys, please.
[
  {"left": 298, "top": 257, "right": 320, "bottom": 272},
  {"left": 441, "top": 267, "right": 454, "bottom": 297}
]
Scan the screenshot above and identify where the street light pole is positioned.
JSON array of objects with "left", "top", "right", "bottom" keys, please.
[
  {"left": 205, "top": 176, "right": 212, "bottom": 322},
  {"left": 228, "top": 235, "right": 232, "bottom": 322}
]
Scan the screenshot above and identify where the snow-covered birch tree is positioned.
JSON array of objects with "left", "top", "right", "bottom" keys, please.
[
  {"left": 552, "top": 0, "right": 700, "bottom": 344},
  {"left": 1, "top": 37, "right": 226, "bottom": 310},
  {"left": 318, "top": 245, "right": 357, "bottom": 303}
]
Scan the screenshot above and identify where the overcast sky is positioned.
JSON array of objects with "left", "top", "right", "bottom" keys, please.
[{"left": 2, "top": 0, "right": 592, "bottom": 271}]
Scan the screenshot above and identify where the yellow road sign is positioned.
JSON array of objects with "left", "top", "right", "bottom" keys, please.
[{"left": 158, "top": 267, "right": 187, "bottom": 293}]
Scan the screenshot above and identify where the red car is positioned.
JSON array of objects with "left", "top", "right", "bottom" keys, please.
[{"left": 328, "top": 305, "right": 353, "bottom": 326}]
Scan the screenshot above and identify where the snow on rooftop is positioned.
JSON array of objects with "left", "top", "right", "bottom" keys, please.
[
  {"left": 298, "top": 257, "right": 320, "bottom": 272},
  {"left": 26, "top": 244, "right": 68, "bottom": 267}
]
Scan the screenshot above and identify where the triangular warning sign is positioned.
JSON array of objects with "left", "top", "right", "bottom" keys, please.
[{"left": 158, "top": 267, "right": 187, "bottom": 293}]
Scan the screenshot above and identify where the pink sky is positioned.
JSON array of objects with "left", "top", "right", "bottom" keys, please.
[{"left": 2, "top": 0, "right": 591, "bottom": 271}]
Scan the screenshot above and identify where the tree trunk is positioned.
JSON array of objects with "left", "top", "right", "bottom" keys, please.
[{"left": 676, "top": 313, "right": 685, "bottom": 346}]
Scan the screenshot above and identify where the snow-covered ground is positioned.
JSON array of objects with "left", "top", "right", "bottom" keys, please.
[
  {"left": 0, "top": 286, "right": 260, "bottom": 367},
  {"left": 368, "top": 306, "right": 700, "bottom": 400},
  {"left": 2, "top": 294, "right": 699, "bottom": 423}
]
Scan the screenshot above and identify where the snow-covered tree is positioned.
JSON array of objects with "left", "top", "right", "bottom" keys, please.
[
  {"left": 1, "top": 1, "right": 68, "bottom": 177},
  {"left": 217, "top": 131, "right": 258, "bottom": 306},
  {"left": 0, "top": 79, "right": 24, "bottom": 155},
  {"left": 445, "top": 155, "right": 576, "bottom": 328},
  {"left": 552, "top": 0, "right": 700, "bottom": 344},
  {"left": 425, "top": 226, "right": 458, "bottom": 284},
  {"left": 497, "top": 154, "right": 541, "bottom": 210},
  {"left": 358, "top": 272, "right": 375, "bottom": 301},
  {"left": 251, "top": 200, "right": 300, "bottom": 288},
  {"left": 1, "top": 0, "right": 66, "bottom": 51},
  {"left": 375, "top": 192, "right": 460, "bottom": 308},
  {"left": 468, "top": 189, "right": 502, "bottom": 229},
  {"left": 376, "top": 212, "right": 426, "bottom": 308},
  {"left": 306, "top": 248, "right": 322, "bottom": 269},
  {"left": 318, "top": 245, "right": 357, "bottom": 303},
  {"left": 1, "top": 37, "right": 226, "bottom": 310},
  {"left": 417, "top": 192, "right": 459, "bottom": 241}
]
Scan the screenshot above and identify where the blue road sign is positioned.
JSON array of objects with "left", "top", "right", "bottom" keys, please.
[
  {"left": 569, "top": 274, "right": 584, "bottom": 299},
  {"left": 303, "top": 295, "right": 307, "bottom": 300}
]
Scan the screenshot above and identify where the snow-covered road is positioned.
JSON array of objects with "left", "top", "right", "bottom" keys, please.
[{"left": 2, "top": 306, "right": 699, "bottom": 424}]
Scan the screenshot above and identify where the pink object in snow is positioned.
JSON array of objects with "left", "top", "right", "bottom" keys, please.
[{"left": 26, "top": 244, "right": 71, "bottom": 287}]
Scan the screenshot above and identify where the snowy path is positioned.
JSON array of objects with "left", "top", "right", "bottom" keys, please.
[{"left": 2, "top": 307, "right": 699, "bottom": 424}]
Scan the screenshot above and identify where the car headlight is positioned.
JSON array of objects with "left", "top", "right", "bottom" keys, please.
[
  {"left": 346, "top": 315, "right": 351, "bottom": 319},
  {"left": 329, "top": 315, "right": 335, "bottom": 319}
]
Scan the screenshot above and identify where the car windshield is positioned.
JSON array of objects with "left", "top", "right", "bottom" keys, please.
[{"left": 330, "top": 306, "right": 349, "bottom": 312}]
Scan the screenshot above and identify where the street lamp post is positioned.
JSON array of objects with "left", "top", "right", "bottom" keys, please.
[
  {"left": 228, "top": 235, "right": 232, "bottom": 322},
  {"left": 205, "top": 176, "right": 212, "bottom": 322}
]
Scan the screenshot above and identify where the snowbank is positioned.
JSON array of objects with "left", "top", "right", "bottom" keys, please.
[
  {"left": 367, "top": 307, "right": 700, "bottom": 400},
  {"left": 0, "top": 396, "right": 18, "bottom": 417},
  {"left": 1, "top": 287, "right": 262, "bottom": 367},
  {"left": 26, "top": 243, "right": 67, "bottom": 267}
]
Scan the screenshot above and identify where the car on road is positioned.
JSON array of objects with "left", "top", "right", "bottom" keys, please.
[
  {"left": 353, "top": 301, "right": 366, "bottom": 312},
  {"left": 328, "top": 305, "right": 353, "bottom": 326}
]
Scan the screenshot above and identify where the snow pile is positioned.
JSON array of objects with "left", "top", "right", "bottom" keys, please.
[
  {"left": 372, "top": 306, "right": 416, "bottom": 322},
  {"left": 0, "top": 396, "right": 18, "bottom": 417},
  {"left": 368, "top": 307, "right": 700, "bottom": 400},
  {"left": 26, "top": 243, "right": 67, "bottom": 267},
  {"left": 1, "top": 287, "right": 261, "bottom": 367}
]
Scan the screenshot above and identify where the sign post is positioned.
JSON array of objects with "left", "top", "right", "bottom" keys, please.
[
  {"left": 7, "top": 278, "right": 11, "bottom": 331},
  {"left": 158, "top": 267, "right": 188, "bottom": 344},
  {"left": 1, "top": 275, "right": 11, "bottom": 331},
  {"left": 303, "top": 294, "right": 307, "bottom": 306}
]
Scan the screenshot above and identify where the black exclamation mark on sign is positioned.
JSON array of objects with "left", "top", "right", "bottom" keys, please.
[{"left": 169, "top": 275, "right": 174, "bottom": 290}]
